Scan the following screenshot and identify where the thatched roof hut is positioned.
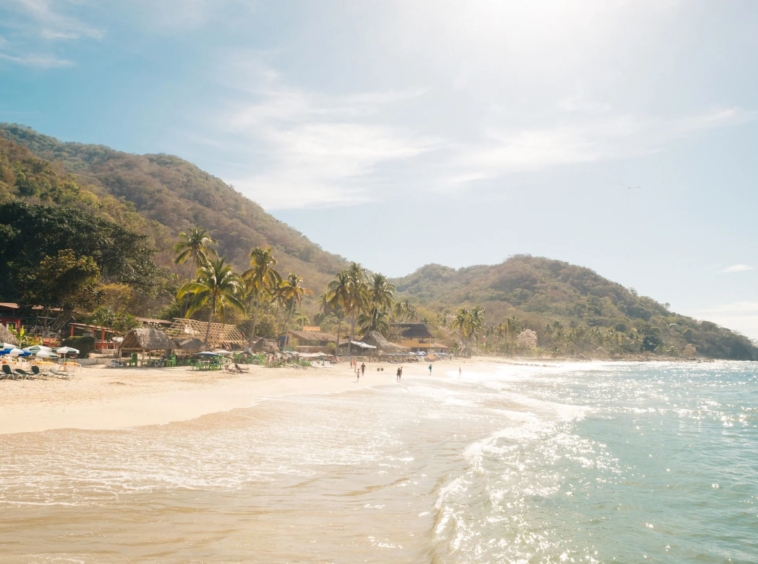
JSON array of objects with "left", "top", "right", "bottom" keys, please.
[
  {"left": 0, "top": 324, "right": 18, "bottom": 346},
  {"left": 252, "top": 337, "right": 279, "bottom": 353},
  {"left": 361, "top": 331, "right": 409, "bottom": 353},
  {"left": 120, "top": 328, "right": 173, "bottom": 352},
  {"left": 173, "top": 338, "right": 203, "bottom": 352}
]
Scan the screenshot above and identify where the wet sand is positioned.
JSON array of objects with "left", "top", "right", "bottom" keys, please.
[{"left": 0, "top": 360, "right": 460, "bottom": 435}]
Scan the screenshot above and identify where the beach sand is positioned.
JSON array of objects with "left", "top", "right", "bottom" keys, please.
[{"left": 0, "top": 359, "right": 464, "bottom": 435}]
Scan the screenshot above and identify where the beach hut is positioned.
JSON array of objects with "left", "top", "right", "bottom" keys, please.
[
  {"left": 120, "top": 328, "right": 173, "bottom": 363},
  {"left": 361, "top": 331, "right": 410, "bottom": 354},
  {"left": 173, "top": 338, "right": 204, "bottom": 353},
  {"left": 251, "top": 337, "right": 279, "bottom": 354},
  {"left": 0, "top": 325, "right": 18, "bottom": 347}
]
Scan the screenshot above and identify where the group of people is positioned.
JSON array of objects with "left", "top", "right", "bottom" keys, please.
[{"left": 348, "top": 359, "right": 439, "bottom": 381}]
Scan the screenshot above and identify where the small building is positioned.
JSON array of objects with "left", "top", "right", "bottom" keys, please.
[
  {"left": 165, "top": 318, "right": 246, "bottom": 349},
  {"left": 392, "top": 323, "right": 448, "bottom": 353},
  {"left": 280, "top": 329, "right": 338, "bottom": 353},
  {"left": 120, "top": 328, "right": 174, "bottom": 357}
]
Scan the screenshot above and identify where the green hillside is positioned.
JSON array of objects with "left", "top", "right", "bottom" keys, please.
[
  {"left": 1, "top": 124, "right": 753, "bottom": 359},
  {"left": 394, "top": 256, "right": 756, "bottom": 360},
  {"left": 0, "top": 124, "right": 348, "bottom": 291}
]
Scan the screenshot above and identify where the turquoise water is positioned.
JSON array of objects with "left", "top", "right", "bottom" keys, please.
[
  {"left": 436, "top": 362, "right": 758, "bottom": 563},
  {"left": 0, "top": 361, "right": 756, "bottom": 562}
]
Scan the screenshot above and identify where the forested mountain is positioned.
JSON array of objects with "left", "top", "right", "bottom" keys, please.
[
  {"left": 394, "top": 256, "right": 756, "bottom": 360},
  {"left": 1, "top": 124, "right": 753, "bottom": 359},
  {"left": 0, "top": 124, "right": 348, "bottom": 291}
]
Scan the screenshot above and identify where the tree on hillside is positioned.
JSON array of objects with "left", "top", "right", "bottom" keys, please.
[
  {"left": 242, "top": 246, "right": 282, "bottom": 343},
  {"left": 359, "top": 273, "right": 396, "bottom": 336},
  {"left": 345, "top": 263, "right": 369, "bottom": 353},
  {"left": 18, "top": 249, "right": 100, "bottom": 311},
  {"left": 177, "top": 257, "right": 244, "bottom": 348},
  {"left": 173, "top": 226, "right": 217, "bottom": 269},
  {"left": 276, "top": 274, "right": 313, "bottom": 337}
]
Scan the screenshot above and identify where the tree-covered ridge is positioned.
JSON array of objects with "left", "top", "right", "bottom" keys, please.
[
  {"left": 394, "top": 255, "right": 756, "bottom": 360},
  {"left": 0, "top": 123, "right": 349, "bottom": 291}
]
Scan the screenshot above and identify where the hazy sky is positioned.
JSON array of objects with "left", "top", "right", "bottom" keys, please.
[{"left": 1, "top": 0, "right": 757, "bottom": 338}]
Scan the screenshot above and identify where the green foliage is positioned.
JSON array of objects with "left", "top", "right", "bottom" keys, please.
[
  {"left": 0, "top": 124, "right": 348, "bottom": 299},
  {"left": 394, "top": 255, "right": 756, "bottom": 360},
  {"left": 17, "top": 249, "right": 100, "bottom": 311},
  {"left": 61, "top": 336, "right": 96, "bottom": 359},
  {"left": 0, "top": 201, "right": 160, "bottom": 308}
]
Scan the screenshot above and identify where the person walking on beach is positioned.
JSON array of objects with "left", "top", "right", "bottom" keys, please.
[
  {"left": 428, "top": 364, "right": 433, "bottom": 375},
  {"left": 459, "top": 367, "right": 462, "bottom": 377},
  {"left": 360, "top": 362, "right": 365, "bottom": 377},
  {"left": 396, "top": 367, "right": 401, "bottom": 381}
]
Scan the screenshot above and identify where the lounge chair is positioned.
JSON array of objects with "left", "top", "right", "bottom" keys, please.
[
  {"left": 14, "top": 368, "right": 33, "bottom": 379},
  {"left": 31, "top": 365, "right": 48, "bottom": 379},
  {"left": 50, "top": 368, "right": 71, "bottom": 380},
  {"left": 2, "top": 365, "right": 17, "bottom": 380}
]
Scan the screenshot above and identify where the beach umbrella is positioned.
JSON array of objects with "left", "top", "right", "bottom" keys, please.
[
  {"left": 55, "top": 346, "right": 80, "bottom": 355},
  {"left": 2, "top": 343, "right": 16, "bottom": 350},
  {"left": 24, "top": 345, "right": 53, "bottom": 353},
  {"left": 212, "top": 349, "right": 233, "bottom": 356},
  {"left": 8, "top": 348, "right": 26, "bottom": 357},
  {"left": 34, "top": 351, "right": 57, "bottom": 359},
  {"left": 196, "top": 351, "right": 219, "bottom": 356}
]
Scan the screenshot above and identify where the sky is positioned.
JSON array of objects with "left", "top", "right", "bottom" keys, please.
[{"left": 1, "top": 0, "right": 757, "bottom": 339}]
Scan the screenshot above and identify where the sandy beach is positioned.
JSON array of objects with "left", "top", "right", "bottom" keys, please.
[{"left": 0, "top": 360, "right": 461, "bottom": 435}]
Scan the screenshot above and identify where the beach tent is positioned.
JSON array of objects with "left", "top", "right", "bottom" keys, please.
[{"left": 0, "top": 325, "right": 18, "bottom": 347}]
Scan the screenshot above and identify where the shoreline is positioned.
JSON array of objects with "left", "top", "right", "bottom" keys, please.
[
  {"left": 0, "top": 361, "right": 456, "bottom": 435},
  {"left": 0, "top": 356, "right": 735, "bottom": 436}
]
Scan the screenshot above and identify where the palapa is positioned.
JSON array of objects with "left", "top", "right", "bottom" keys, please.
[
  {"left": 173, "top": 338, "right": 204, "bottom": 352},
  {"left": 252, "top": 337, "right": 279, "bottom": 353},
  {"left": 165, "top": 318, "right": 245, "bottom": 349},
  {"left": 120, "top": 328, "right": 173, "bottom": 352},
  {"left": 0, "top": 325, "right": 18, "bottom": 346},
  {"left": 361, "top": 331, "right": 409, "bottom": 353}
]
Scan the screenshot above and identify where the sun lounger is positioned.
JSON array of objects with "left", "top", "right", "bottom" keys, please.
[
  {"left": 2, "top": 365, "right": 17, "bottom": 380},
  {"left": 50, "top": 368, "right": 71, "bottom": 380},
  {"left": 14, "top": 368, "right": 33, "bottom": 379}
]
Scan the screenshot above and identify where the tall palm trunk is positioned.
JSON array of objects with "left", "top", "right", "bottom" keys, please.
[
  {"left": 204, "top": 295, "right": 216, "bottom": 349},
  {"left": 249, "top": 302, "right": 258, "bottom": 347},
  {"left": 335, "top": 319, "right": 342, "bottom": 356}
]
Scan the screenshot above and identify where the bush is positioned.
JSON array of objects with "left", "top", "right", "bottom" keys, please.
[{"left": 61, "top": 336, "right": 96, "bottom": 359}]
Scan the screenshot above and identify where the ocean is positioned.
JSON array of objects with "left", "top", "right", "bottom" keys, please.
[{"left": 0, "top": 361, "right": 756, "bottom": 563}]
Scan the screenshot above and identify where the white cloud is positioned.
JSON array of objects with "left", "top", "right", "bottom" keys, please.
[
  {"left": 722, "top": 264, "right": 754, "bottom": 273},
  {"left": 692, "top": 302, "right": 758, "bottom": 340},
  {"left": 8, "top": 0, "right": 103, "bottom": 40},
  {"left": 218, "top": 63, "right": 438, "bottom": 209},
  {"left": 0, "top": 51, "right": 73, "bottom": 67},
  {"left": 0, "top": 0, "right": 102, "bottom": 69},
  {"left": 447, "top": 107, "right": 753, "bottom": 183}
]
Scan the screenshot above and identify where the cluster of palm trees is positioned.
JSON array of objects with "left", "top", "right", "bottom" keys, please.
[
  {"left": 450, "top": 306, "right": 486, "bottom": 350},
  {"left": 321, "top": 263, "right": 397, "bottom": 354},
  {"left": 173, "top": 227, "right": 311, "bottom": 348}
]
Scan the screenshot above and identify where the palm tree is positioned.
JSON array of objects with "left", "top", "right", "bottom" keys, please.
[
  {"left": 242, "top": 247, "right": 281, "bottom": 343},
  {"left": 276, "top": 274, "right": 313, "bottom": 336},
  {"left": 360, "top": 273, "right": 396, "bottom": 336},
  {"left": 177, "top": 257, "right": 244, "bottom": 348},
  {"left": 325, "top": 272, "right": 351, "bottom": 353},
  {"left": 173, "top": 226, "right": 217, "bottom": 268},
  {"left": 345, "top": 263, "right": 368, "bottom": 353}
]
